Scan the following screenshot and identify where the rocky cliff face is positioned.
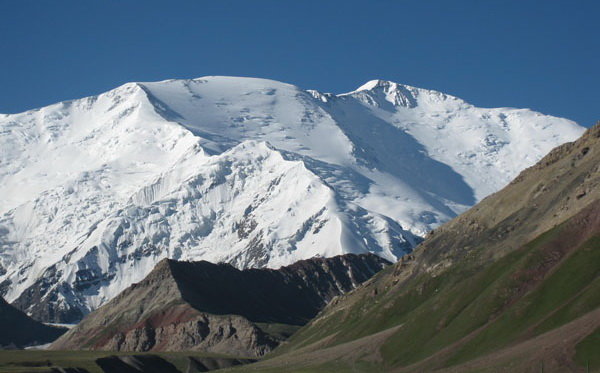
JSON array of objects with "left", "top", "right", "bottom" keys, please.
[
  {"left": 51, "top": 253, "right": 389, "bottom": 356},
  {"left": 103, "top": 307, "right": 279, "bottom": 357}
]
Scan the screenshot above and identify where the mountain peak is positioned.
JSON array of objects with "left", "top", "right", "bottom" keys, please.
[
  {"left": 346, "top": 79, "right": 467, "bottom": 109},
  {"left": 343, "top": 79, "right": 423, "bottom": 108},
  {"left": 348, "top": 79, "right": 423, "bottom": 97},
  {"left": 0, "top": 75, "right": 584, "bottom": 323},
  {"left": 354, "top": 79, "right": 400, "bottom": 92}
]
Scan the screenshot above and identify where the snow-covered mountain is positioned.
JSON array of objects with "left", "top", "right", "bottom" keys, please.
[{"left": 0, "top": 76, "right": 584, "bottom": 322}]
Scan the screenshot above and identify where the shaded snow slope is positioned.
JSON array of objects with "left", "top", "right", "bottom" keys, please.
[{"left": 0, "top": 76, "right": 584, "bottom": 321}]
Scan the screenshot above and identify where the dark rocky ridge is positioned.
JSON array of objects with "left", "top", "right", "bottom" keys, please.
[
  {"left": 51, "top": 253, "right": 389, "bottom": 356},
  {"left": 0, "top": 296, "right": 66, "bottom": 348},
  {"left": 170, "top": 252, "right": 389, "bottom": 325}
]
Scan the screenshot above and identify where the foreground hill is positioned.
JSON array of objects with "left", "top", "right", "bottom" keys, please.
[
  {"left": 0, "top": 76, "right": 583, "bottom": 322},
  {"left": 238, "top": 123, "right": 600, "bottom": 372},
  {"left": 0, "top": 296, "right": 66, "bottom": 348},
  {"left": 0, "top": 350, "right": 256, "bottom": 373},
  {"left": 51, "top": 253, "right": 389, "bottom": 357}
]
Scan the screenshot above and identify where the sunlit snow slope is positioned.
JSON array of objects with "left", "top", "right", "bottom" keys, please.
[{"left": 0, "top": 76, "right": 584, "bottom": 322}]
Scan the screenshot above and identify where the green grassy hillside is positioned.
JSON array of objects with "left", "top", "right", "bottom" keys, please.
[
  {"left": 227, "top": 124, "right": 600, "bottom": 372},
  {"left": 253, "top": 207, "right": 599, "bottom": 372}
]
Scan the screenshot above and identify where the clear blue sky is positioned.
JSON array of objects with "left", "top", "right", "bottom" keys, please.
[{"left": 1, "top": 0, "right": 598, "bottom": 126}]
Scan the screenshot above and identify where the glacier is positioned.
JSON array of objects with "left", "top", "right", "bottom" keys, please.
[{"left": 0, "top": 76, "right": 584, "bottom": 321}]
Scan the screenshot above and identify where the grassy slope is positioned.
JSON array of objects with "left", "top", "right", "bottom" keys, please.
[
  {"left": 229, "top": 124, "right": 600, "bottom": 372},
  {"left": 223, "top": 212, "right": 599, "bottom": 372},
  {"left": 575, "top": 326, "right": 600, "bottom": 372}
]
